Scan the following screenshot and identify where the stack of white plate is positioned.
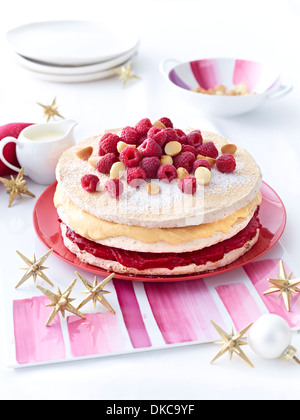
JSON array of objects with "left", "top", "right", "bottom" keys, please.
[{"left": 6, "top": 20, "right": 140, "bottom": 83}]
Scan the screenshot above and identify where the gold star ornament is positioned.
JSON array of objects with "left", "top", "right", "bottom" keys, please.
[
  {"left": 0, "top": 168, "right": 35, "bottom": 207},
  {"left": 37, "top": 279, "right": 86, "bottom": 326},
  {"left": 263, "top": 260, "right": 300, "bottom": 312},
  {"left": 37, "top": 97, "right": 64, "bottom": 122},
  {"left": 112, "top": 61, "right": 141, "bottom": 87},
  {"left": 76, "top": 271, "right": 115, "bottom": 313},
  {"left": 210, "top": 321, "right": 254, "bottom": 367},
  {"left": 16, "top": 248, "right": 54, "bottom": 289}
]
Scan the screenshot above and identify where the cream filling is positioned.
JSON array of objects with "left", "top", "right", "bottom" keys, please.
[
  {"left": 58, "top": 206, "right": 257, "bottom": 252},
  {"left": 54, "top": 183, "right": 262, "bottom": 248},
  {"left": 61, "top": 223, "right": 260, "bottom": 276}
]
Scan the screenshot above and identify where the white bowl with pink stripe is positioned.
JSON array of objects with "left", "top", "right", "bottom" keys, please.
[{"left": 160, "top": 58, "right": 292, "bottom": 117}]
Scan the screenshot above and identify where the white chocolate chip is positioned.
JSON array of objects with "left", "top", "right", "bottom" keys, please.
[
  {"left": 221, "top": 143, "right": 237, "bottom": 155},
  {"left": 164, "top": 141, "right": 182, "bottom": 157},
  {"left": 147, "top": 182, "right": 160, "bottom": 195},
  {"left": 88, "top": 156, "right": 100, "bottom": 168},
  {"left": 160, "top": 155, "right": 173, "bottom": 165},
  {"left": 110, "top": 161, "right": 126, "bottom": 179},
  {"left": 177, "top": 167, "right": 189, "bottom": 179},
  {"left": 117, "top": 141, "right": 136, "bottom": 154},
  {"left": 195, "top": 166, "right": 212, "bottom": 185},
  {"left": 76, "top": 146, "right": 93, "bottom": 161},
  {"left": 153, "top": 120, "right": 166, "bottom": 129}
]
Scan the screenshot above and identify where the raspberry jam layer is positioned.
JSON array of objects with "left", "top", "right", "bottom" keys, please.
[{"left": 65, "top": 209, "right": 261, "bottom": 270}]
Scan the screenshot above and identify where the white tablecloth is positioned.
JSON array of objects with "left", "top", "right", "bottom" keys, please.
[{"left": 1, "top": 0, "right": 300, "bottom": 400}]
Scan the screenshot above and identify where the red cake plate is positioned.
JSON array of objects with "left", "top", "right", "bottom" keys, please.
[{"left": 33, "top": 181, "right": 286, "bottom": 282}]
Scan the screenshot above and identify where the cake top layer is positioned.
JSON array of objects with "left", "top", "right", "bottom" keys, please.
[{"left": 56, "top": 125, "right": 262, "bottom": 228}]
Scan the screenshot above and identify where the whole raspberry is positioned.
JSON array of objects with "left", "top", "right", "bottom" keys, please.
[
  {"left": 157, "top": 164, "right": 177, "bottom": 183},
  {"left": 216, "top": 154, "right": 236, "bottom": 173},
  {"left": 120, "top": 146, "right": 141, "bottom": 168},
  {"left": 151, "top": 129, "right": 167, "bottom": 147},
  {"left": 96, "top": 153, "right": 118, "bottom": 174},
  {"left": 147, "top": 126, "right": 162, "bottom": 138},
  {"left": 164, "top": 128, "right": 179, "bottom": 144},
  {"left": 141, "top": 156, "right": 160, "bottom": 179},
  {"left": 181, "top": 144, "right": 197, "bottom": 156},
  {"left": 173, "top": 151, "right": 195, "bottom": 172},
  {"left": 175, "top": 128, "right": 188, "bottom": 145},
  {"left": 187, "top": 130, "right": 203, "bottom": 148},
  {"left": 81, "top": 174, "right": 99, "bottom": 192},
  {"left": 99, "top": 132, "right": 120, "bottom": 155},
  {"left": 135, "top": 118, "right": 152, "bottom": 136},
  {"left": 120, "top": 126, "right": 141, "bottom": 145},
  {"left": 140, "top": 138, "right": 162, "bottom": 158},
  {"left": 193, "top": 159, "right": 211, "bottom": 172},
  {"left": 178, "top": 176, "right": 197, "bottom": 194},
  {"left": 197, "top": 141, "right": 219, "bottom": 159},
  {"left": 105, "top": 178, "right": 124, "bottom": 198},
  {"left": 159, "top": 117, "right": 173, "bottom": 128},
  {"left": 126, "top": 167, "right": 147, "bottom": 187}
]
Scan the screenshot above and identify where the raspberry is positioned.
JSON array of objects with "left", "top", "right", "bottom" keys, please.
[
  {"left": 137, "top": 134, "right": 147, "bottom": 146},
  {"left": 126, "top": 167, "right": 147, "bottom": 187},
  {"left": 147, "top": 126, "right": 166, "bottom": 146},
  {"left": 99, "top": 132, "right": 120, "bottom": 154},
  {"left": 81, "top": 174, "right": 99, "bottom": 192},
  {"left": 105, "top": 178, "right": 124, "bottom": 198},
  {"left": 164, "top": 128, "right": 179, "bottom": 144},
  {"left": 173, "top": 151, "right": 195, "bottom": 172},
  {"left": 193, "top": 159, "right": 211, "bottom": 172},
  {"left": 96, "top": 153, "right": 118, "bottom": 174},
  {"left": 135, "top": 118, "right": 152, "bottom": 136},
  {"left": 140, "top": 138, "right": 162, "bottom": 158},
  {"left": 120, "top": 146, "right": 141, "bottom": 168},
  {"left": 175, "top": 128, "right": 188, "bottom": 145},
  {"left": 141, "top": 156, "right": 160, "bottom": 179},
  {"left": 181, "top": 144, "right": 197, "bottom": 156},
  {"left": 187, "top": 130, "right": 203, "bottom": 148},
  {"left": 216, "top": 154, "right": 236, "bottom": 173},
  {"left": 120, "top": 126, "right": 141, "bottom": 145},
  {"left": 197, "top": 141, "right": 219, "bottom": 159},
  {"left": 98, "top": 144, "right": 105, "bottom": 156},
  {"left": 177, "top": 176, "right": 197, "bottom": 194},
  {"left": 148, "top": 126, "right": 163, "bottom": 138},
  {"left": 157, "top": 164, "right": 177, "bottom": 183},
  {"left": 158, "top": 117, "right": 173, "bottom": 128},
  {"left": 151, "top": 129, "right": 166, "bottom": 147}
]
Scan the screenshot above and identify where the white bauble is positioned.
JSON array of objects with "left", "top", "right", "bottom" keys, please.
[{"left": 248, "top": 314, "right": 292, "bottom": 359}]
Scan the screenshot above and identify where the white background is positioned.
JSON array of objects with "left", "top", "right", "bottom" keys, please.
[{"left": 1, "top": 0, "right": 300, "bottom": 400}]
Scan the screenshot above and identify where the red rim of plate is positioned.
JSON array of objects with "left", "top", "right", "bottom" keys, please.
[{"left": 32, "top": 181, "right": 287, "bottom": 282}]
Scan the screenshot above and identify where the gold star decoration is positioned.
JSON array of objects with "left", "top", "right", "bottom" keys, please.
[
  {"left": 210, "top": 321, "right": 254, "bottom": 367},
  {"left": 263, "top": 260, "right": 300, "bottom": 312},
  {"left": 37, "top": 279, "right": 86, "bottom": 326},
  {"left": 0, "top": 168, "right": 35, "bottom": 207},
  {"left": 76, "top": 271, "right": 115, "bottom": 313},
  {"left": 37, "top": 97, "right": 64, "bottom": 122},
  {"left": 112, "top": 61, "right": 141, "bottom": 87},
  {"left": 15, "top": 248, "right": 54, "bottom": 289}
]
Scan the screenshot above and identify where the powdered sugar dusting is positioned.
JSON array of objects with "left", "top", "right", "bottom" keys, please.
[{"left": 56, "top": 130, "right": 262, "bottom": 228}]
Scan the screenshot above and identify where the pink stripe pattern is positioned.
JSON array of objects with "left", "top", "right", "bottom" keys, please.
[
  {"left": 233, "top": 60, "right": 262, "bottom": 91},
  {"left": 216, "top": 282, "right": 262, "bottom": 331},
  {"left": 244, "top": 259, "right": 300, "bottom": 327},
  {"left": 13, "top": 296, "right": 66, "bottom": 364},
  {"left": 67, "top": 312, "right": 126, "bottom": 357},
  {"left": 190, "top": 59, "right": 218, "bottom": 89},
  {"left": 144, "top": 280, "right": 225, "bottom": 344},
  {"left": 113, "top": 280, "right": 152, "bottom": 349}
]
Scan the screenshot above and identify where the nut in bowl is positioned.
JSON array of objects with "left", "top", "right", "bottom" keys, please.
[{"left": 160, "top": 57, "right": 293, "bottom": 117}]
